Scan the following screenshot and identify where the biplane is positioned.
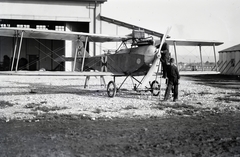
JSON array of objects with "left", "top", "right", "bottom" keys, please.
[{"left": 0, "top": 27, "right": 223, "bottom": 97}]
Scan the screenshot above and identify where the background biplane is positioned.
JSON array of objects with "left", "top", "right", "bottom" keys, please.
[{"left": 0, "top": 27, "right": 223, "bottom": 97}]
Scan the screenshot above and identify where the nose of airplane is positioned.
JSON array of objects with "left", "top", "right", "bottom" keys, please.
[{"left": 143, "top": 45, "right": 158, "bottom": 65}]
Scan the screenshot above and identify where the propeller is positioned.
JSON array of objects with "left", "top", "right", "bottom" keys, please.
[{"left": 138, "top": 27, "right": 171, "bottom": 89}]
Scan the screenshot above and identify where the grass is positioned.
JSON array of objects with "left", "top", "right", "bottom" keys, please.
[
  {"left": 25, "top": 103, "right": 41, "bottom": 108},
  {"left": 25, "top": 103, "right": 69, "bottom": 113},
  {"left": 33, "top": 106, "right": 68, "bottom": 112},
  {"left": 123, "top": 105, "right": 138, "bottom": 110},
  {"left": 0, "top": 101, "right": 14, "bottom": 109}
]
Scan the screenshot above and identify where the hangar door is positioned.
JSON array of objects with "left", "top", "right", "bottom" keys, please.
[{"left": 0, "top": 20, "right": 89, "bottom": 71}]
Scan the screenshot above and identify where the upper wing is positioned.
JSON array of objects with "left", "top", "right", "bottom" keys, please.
[
  {"left": 0, "top": 27, "right": 129, "bottom": 42},
  {"left": 165, "top": 38, "right": 223, "bottom": 46}
]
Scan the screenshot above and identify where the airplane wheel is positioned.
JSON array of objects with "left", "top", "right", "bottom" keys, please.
[
  {"left": 107, "top": 81, "right": 117, "bottom": 97},
  {"left": 151, "top": 80, "right": 160, "bottom": 96}
]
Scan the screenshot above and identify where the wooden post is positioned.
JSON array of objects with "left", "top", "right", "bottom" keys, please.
[{"left": 81, "top": 37, "right": 88, "bottom": 72}]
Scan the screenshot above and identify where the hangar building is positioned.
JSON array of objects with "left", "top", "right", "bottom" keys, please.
[
  {"left": 0, "top": 0, "right": 107, "bottom": 71},
  {"left": 218, "top": 44, "right": 240, "bottom": 75}
]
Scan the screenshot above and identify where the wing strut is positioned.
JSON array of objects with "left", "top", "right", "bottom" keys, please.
[
  {"left": 81, "top": 36, "right": 88, "bottom": 71},
  {"left": 199, "top": 45, "right": 203, "bottom": 71},
  {"left": 11, "top": 32, "right": 19, "bottom": 71},
  {"left": 173, "top": 41, "right": 179, "bottom": 69},
  {"left": 213, "top": 43, "right": 218, "bottom": 71},
  {"left": 73, "top": 40, "right": 81, "bottom": 71},
  {"left": 15, "top": 31, "right": 24, "bottom": 72}
]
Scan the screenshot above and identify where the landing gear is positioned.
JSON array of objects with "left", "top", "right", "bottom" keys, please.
[
  {"left": 107, "top": 81, "right": 117, "bottom": 97},
  {"left": 150, "top": 80, "right": 160, "bottom": 96},
  {"left": 106, "top": 78, "right": 161, "bottom": 97}
]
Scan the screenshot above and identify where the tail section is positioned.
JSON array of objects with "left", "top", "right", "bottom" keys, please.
[{"left": 54, "top": 48, "right": 90, "bottom": 63}]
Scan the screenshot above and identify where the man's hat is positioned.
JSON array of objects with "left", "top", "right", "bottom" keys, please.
[{"left": 170, "top": 58, "right": 175, "bottom": 63}]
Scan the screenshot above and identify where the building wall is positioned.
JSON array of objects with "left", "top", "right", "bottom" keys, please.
[
  {"left": 218, "top": 52, "right": 224, "bottom": 73},
  {"left": 234, "top": 51, "right": 240, "bottom": 75},
  {"left": 0, "top": 1, "right": 103, "bottom": 71},
  {"left": 228, "top": 52, "right": 233, "bottom": 74},
  {"left": 0, "top": 2, "right": 91, "bottom": 22},
  {"left": 219, "top": 51, "right": 240, "bottom": 75}
]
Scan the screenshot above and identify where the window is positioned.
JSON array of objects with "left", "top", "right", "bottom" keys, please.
[
  {"left": 55, "top": 26, "right": 65, "bottom": 31},
  {"left": 0, "top": 24, "right": 10, "bottom": 27},
  {"left": 36, "top": 25, "right": 47, "bottom": 30},
  {"left": 17, "top": 24, "right": 30, "bottom": 28}
]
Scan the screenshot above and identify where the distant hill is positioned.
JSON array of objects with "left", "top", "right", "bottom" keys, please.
[{"left": 173, "top": 55, "right": 217, "bottom": 63}]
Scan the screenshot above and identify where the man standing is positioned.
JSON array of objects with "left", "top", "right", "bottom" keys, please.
[
  {"left": 156, "top": 42, "right": 170, "bottom": 78},
  {"left": 163, "top": 58, "right": 180, "bottom": 101}
]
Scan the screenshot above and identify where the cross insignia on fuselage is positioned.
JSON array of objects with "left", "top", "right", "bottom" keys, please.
[{"left": 101, "top": 56, "right": 107, "bottom": 72}]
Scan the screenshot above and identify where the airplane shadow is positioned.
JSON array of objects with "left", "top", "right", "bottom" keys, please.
[
  {"left": 215, "top": 92, "right": 240, "bottom": 103},
  {"left": 181, "top": 74, "right": 240, "bottom": 104},
  {"left": 0, "top": 82, "right": 152, "bottom": 100}
]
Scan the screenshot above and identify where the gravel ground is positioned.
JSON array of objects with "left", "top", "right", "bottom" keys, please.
[
  {"left": 0, "top": 74, "right": 239, "bottom": 120},
  {"left": 0, "top": 74, "right": 240, "bottom": 156}
]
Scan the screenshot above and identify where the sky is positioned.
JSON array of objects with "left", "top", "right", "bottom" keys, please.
[{"left": 101, "top": 0, "right": 240, "bottom": 62}]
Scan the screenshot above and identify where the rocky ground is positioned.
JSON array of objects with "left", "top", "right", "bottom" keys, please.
[{"left": 0, "top": 73, "right": 240, "bottom": 156}]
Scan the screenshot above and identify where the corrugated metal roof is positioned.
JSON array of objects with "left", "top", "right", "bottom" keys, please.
[
  {"left": 219, "top": 44, "right": 240, "bottom": 53},
  {"left": 100, "top": 15, "right": 165, "bottom": 38}
]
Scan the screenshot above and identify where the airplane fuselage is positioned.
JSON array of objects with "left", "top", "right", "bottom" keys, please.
[{"left": 84, "top": 45, "right": 157, "bottom": 76}]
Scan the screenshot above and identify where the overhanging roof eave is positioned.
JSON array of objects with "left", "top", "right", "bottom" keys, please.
[
  {"left": 100, "top": 15, "right": 165, "bottom": 38},
  {"left": 219, "top": 44, "right": 240, "bottom": 52}
]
